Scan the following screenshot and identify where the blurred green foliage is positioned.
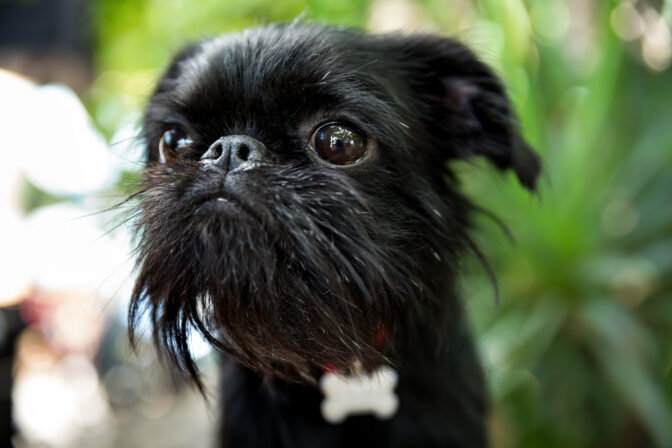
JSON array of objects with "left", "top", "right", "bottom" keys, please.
[
  {"left": 88, "top": 0, "right": 672, "bottom": 446},
  {"left": 87, "top": 0, "right": 369, "bottom": 138}
]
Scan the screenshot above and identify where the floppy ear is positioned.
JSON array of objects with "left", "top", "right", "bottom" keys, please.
[{"left": 389, "top": 34, "right": 540, "bottom": 190}]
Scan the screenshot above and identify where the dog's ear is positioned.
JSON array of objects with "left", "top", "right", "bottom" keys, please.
[{"left": 388, "top": 34, "right": 540, "bottom": 190}]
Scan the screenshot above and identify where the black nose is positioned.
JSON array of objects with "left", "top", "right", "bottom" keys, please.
[{"left": 200, "top": 135, "right": 269, "bottom": 172}]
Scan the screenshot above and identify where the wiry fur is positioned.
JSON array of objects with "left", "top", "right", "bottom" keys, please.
[{"left": 128, "top": 22, "right": 539, "bottom": 447}]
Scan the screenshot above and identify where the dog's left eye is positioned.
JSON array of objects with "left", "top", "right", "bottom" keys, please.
[
  {"left": 311, "top": 123, "right": 367, "bottom": 166},
  {"left": 159, "top": 128, "right": 192, "bottom": 162}
]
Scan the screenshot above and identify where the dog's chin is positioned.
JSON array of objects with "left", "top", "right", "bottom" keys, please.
[{"left": 130, "top": 162, "right": 443, "bottom": 383}]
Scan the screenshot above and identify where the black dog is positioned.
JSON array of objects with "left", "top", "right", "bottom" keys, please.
[{"left": 129, "top": 22, "right": 539, "bottom": 447}]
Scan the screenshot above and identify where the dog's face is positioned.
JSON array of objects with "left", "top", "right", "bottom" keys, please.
[{"left": 130, "top": 23, "right": 539, "bottom": 384}]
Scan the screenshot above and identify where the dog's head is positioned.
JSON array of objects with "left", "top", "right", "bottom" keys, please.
[{"left": 130, "top": 23, "right": 539, "bottom": 385}]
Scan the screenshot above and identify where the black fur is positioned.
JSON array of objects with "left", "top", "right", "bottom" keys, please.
[{"left": 129, "top": 22, "right": 539, "bottom": 447}]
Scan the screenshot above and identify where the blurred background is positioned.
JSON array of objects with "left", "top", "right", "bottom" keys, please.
[{"left": 0, "top": 0, "right": 670, "bottom": 446}]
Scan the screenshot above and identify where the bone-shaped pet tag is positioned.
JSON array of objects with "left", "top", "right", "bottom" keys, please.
[{"left": 319, "top": 365, "right": 399, "bottom": 424}]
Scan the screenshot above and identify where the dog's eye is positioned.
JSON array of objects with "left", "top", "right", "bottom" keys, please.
[
  {"left": 311, "top": 123, "right": 366, "bottom": 165},
  {"left": 159, "top": 128, "right": 192, "bottom": 162}
]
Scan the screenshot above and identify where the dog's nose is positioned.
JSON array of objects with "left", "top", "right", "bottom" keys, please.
[{"left": 200, "top": 135, "right": 270, "bottom": 172}]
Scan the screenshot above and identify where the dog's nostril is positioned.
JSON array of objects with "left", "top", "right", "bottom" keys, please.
[
  {"left": 201, "top": 141, "right": 224, "bottom": 162},
  {"left": 236, "top": 143, "right": 250, "bottom": 161},
  {"left": 212, "top": 143, "right": 223, "bottom": 159}
]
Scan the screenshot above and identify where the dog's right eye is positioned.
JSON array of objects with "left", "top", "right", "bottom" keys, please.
[
  {"left": 159, "top": 128, "right": 192, "bottom": 162},
  {"left": 311, "top": 123, "right": 367, "bottom": 166}
]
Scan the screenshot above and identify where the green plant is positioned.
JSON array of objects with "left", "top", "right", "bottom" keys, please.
[{"left": 425, "top": 1, "right": 672, "bottom": 446}]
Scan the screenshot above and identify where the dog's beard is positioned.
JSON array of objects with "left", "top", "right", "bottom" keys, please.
[{"left": 129, "top": 160, "right": 458, "bottom": 384}]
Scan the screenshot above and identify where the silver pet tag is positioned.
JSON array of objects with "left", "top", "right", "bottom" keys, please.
[{"left": 319, "top": 365, "right": 399, "bottom": 424}]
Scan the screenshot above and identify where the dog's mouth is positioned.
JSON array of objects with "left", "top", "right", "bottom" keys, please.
[
  {"left": 191, "top": 189, "right": 259, "bottom": 220},
  {"left": 187, "top": 169, "right": 270, "bottom": 219},
  {"left": 196, "top": 195, "right": 235, "bottom": 210}
]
